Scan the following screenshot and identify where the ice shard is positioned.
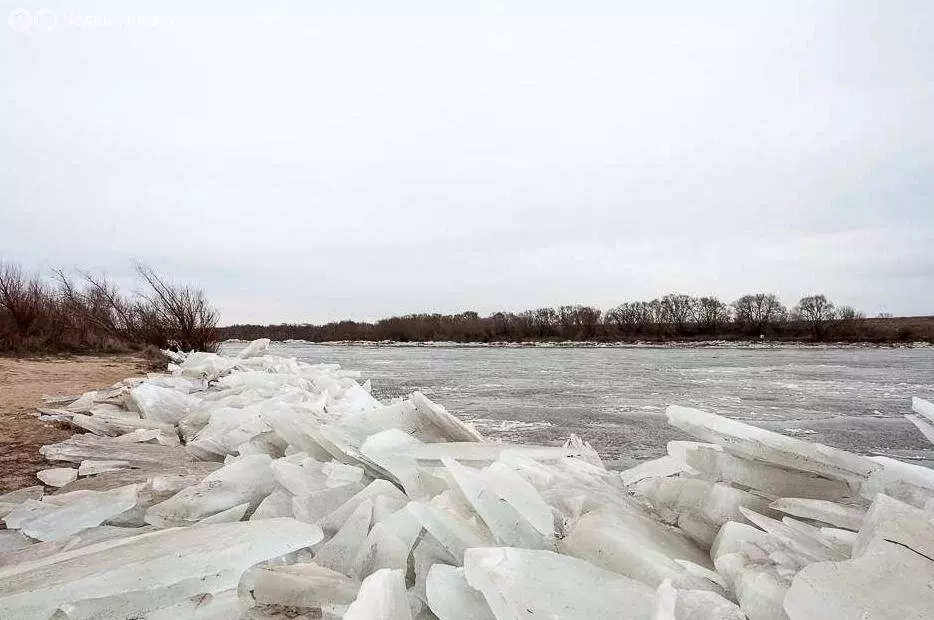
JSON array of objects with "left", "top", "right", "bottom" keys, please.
[
  {"left": 37, "top": 468, "right": 77, "bottom": 488},
  {"left": 145, "top": 454, "right": 275, "bottom": 527},
  {"left": 0, "top": 518, "right": 324, "bottom": 618},
  {"left": 464, "top": 547, "right": 655, "bottom": 619},
  {"left": 344, "top": 568, "right": 412, "bottom": 620},
  {"left": 784, "top": 537, "right": 934, "bottom": 620},
  {"left": 666, "top": 405, "right": 880, "bottom": 486},
  {"left": 426, "top": 564, "right": 495, "bottom": 620}
]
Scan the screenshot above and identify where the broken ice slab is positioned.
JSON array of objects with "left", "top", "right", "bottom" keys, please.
[
  {"left": 652, "top": 578, "right": 745, "bottom": 620},
  {"left": 0, "top": 486, "right": 44, "bottom": 519},
  {"left": 187, "top": 405, "right": 271, "bottom": 461},
  {"left": 768, "top": 498, "right": 865, "bottom": 531},
  {"left": 54, "top": 462, "right": 220, "bottom": 495},
  {"left": 410, "top": 391, "right": 483, "bottom": 442},
  {"left": 619, "top": 455, "right": 687, "bottom": 486},
  {"left": 329, "top": 386, "right": 482, "bottom": 445},
  {"left": 852, "top": 493, "right": 934, "bottom": 558},
  {"left": 359, "top": 429, "right": 448, "bottom": 499},
  {"left": 112, "top": 428, "right": 181, "bottom": 446},
  {"left": 558, "top": 509, "right": 716, "bottom": 591},
  {"left": 0, "top": 518, "right": 323, "bottom": 619},
  {"left": 239, "top": 562, "right": 359, "bottom": 616},
  {"left": 354, "top": 514, "right": 418, "bottom": 580},
  {"left": 484, "top": 461, "right": 554, "bottom": 536},
  {"left": 129, "top": 383, "right": 200, "bottom": 424},
  {"left": 390, "top": 441, "right": 595, "bottom": 464},
  {"left": 344, "top": 568, "right": 412, "bottom": 620},
  {"left": 15, "top": 485, "right": 140, "bottom": 542},
  {"left": 464, "top": 547, "right": 655, "bottom": 619},
  {"left": 784, "top": 537, "right": 934, "bottom": 620},
  {"left": 260, "top": 402, "right": 343, "bottom": 463},
  {"left": 666, "top": 405, "right": 880, "bottom": 487},
  {"left": 270, "top": 459, "right": 328, "bottom": 496},
  {"left": 330, "top": 399, "right": 470, "bottom": 447},
  {"left": 236, "top": 337, "right": 271, "bottom": 358},
  {"left": 36, "top": 468, "right": 77, "bottom": 488},
  {"left": 317, "top": 479, "right": 407, "bottom": 534},
  {"left": 145, "top": 454, "right": 275, "bottom": 528},
  {"left": 70, "top": 412, "right": 177, "bottom": 438},
  {"left": 35, "top": 407, "right": 75, "bottom": 423},
  {"left": 714, "top": 553, "right": 790, "bottom": 620},
  {"left": 323, "top": 461, "right": 365, "bottom": 487},
  {"left": 313, "top": 500, "right": 373, "bottom": 577},
  {"left": 63, "top": 390, "right": 105, "bottom": 414},
  {"left": 863, "top": 455, "right": 934, "bottom": 508},
  {"left": 407, "top": 501, "right": 495, "bottom": 563},
  {"left": 198, "top": 502, "right": 250, "bottom": 524},
  {"left": 0, "top": 531, "right": 34, "bottom": 556},
  {"left": 173, "top": 351, "right": 239, "bottom": 380},
  {"left": 40, "top": 434, "right": 195, "bottom": 467},
  {"left": 739, "top": 507, "right": 847, "bottom": 563},
  {"left": 292, "top": 483, "right": 366, "bottom": 525},
  {"left": 640, "top": 477, "right": 773, "bottom": 531},
  {"left": 912, "top": 396, "right": 934, "bottom": 422},
  {"left": 77, "top": 460, "right": 131, "bottom": 477},
  {"left": 134, "top": 587, "right": 245, "bottom": 620},
  {"left": 904, "top": 413, "right": 934, "bottom": 446},
  {"left": 444, "top": 459, "right": 554, "bottom": 550},
  {"left": 426, "top": 564, "right": 495, "bottom": 620},
  {"left": 250, "top": 487, "right": 294, "bottom": 520},
  {"left": 680, "top": 443, "right": 851, "bottom": 501},
  {"left": 1, "top": 526, "right": 154, "bottom": 569},
  {"left": 710, "top": 521, "right": 773, "bottom": 561}
]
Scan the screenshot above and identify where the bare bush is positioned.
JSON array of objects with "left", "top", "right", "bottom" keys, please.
[
  {"left": 135, "top": 264, "right": 218, "bottom": 352},
  {"left": 0, "top": 260, "right": 219, "bottom": 355}
]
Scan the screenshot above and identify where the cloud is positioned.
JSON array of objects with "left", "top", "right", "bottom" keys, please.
[{"left": 2, "top": 0, "right": 932, "bottom": 323}]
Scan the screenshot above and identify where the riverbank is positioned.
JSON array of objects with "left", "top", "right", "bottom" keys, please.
[
  {"left": 226, "top": 338, "right": 933, "bottom": 349},
  {"left": 0, "top": 355, "right": 150, "bottom": 492}
]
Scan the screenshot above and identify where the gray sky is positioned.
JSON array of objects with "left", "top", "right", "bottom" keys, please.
[{"left": 2, "top": 1, "right": 932, "bottom": 324}]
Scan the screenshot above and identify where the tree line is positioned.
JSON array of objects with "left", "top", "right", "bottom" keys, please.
[
  {"left": 221, "top": 293, "right": 928, "bottom": 344},
  {"left": 0, "top": 261, "right": 219, "bottom": 355}
]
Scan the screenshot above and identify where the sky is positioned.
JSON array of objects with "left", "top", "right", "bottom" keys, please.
[{"left": 2, "top": 0, "right": 932, "bottom": 324}]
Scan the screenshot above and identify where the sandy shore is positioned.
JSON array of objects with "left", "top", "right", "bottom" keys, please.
[{"left": 0, "top": 355, "right": 150, "bottom": 493}]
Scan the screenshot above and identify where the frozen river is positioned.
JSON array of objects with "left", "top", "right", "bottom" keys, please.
[{"left": 220, "top": 342, "right": 934, "bottom": 468}]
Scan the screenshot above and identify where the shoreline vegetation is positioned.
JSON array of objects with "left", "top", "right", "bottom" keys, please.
[
  {"left": 220, "top": 294, "right": 933, "bottom": 346},
  {"left": 0, "top": 261, "right": 218, "bottom": 356},
  {"left": 3, "top": 259, "right": 931, "bottom": 355}
]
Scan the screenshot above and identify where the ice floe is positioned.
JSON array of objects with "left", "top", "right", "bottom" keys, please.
[{"left": 0, "top": 340, "right": 932, "bottom": 619}]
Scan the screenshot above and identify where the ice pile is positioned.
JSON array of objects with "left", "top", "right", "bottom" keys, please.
[{"left": 1, "top": 339, "right": 933, "bottom": 619}]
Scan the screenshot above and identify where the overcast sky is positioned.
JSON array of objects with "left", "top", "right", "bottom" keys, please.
[{"left": 2, "top": 1, "right": 932, "bottom": 324}]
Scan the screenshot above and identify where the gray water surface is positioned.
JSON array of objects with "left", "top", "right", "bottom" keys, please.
[{"left": 222, "top": 342, "right": 934, "bottom": 467}]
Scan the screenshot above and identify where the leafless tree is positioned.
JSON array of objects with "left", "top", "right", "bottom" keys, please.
[
  {"left": 794, "top": 294, "right": 835, "bottom": 339},
  {"left": 0, "top": 262, "right": 46, "bottom": 339},
  {"left": 692, "top": 296, "right": 731, "bottom": 334},
  {"left": 135, "top": 264, "right": 219, "bottom": 351},
  {"left": 732, "top": 293, "right": 787, "bottom": 334},
  {"left": 660, "top": 293, "right": 696, "bottom": 335}
]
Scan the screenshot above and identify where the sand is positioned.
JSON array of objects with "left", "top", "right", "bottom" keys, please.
[{"left": 0, "top": 355, "right": 150, "bottom": 493}]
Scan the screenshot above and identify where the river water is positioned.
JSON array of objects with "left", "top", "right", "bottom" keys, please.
[{"left": 219, "top": 342, "right": 934, "bottom": 468}]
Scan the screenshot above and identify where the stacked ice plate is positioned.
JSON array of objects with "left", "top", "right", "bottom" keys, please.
[{"left": 1, "top": 338, "right": 932, "bottom": 619}]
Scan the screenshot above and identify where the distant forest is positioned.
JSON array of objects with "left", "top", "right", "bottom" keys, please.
[{"left": 220, "top": 293, "right": 934, "bottom": 344}]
